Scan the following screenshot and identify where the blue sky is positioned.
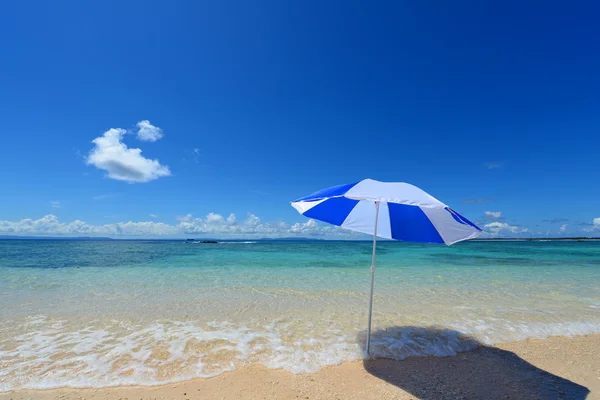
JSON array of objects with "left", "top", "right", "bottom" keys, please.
[{"left": 0, "top": 1, "right": 598, "bottom": 238}]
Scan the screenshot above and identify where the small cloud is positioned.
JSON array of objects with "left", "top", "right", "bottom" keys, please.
[
  {"left": 191, "top": 148, "right": 200, "bottom": 163},
  {"left": 462, "top": 199, "right": 494, "bottom": 204},
  {"left": 50, "top": 201, "right": 61, "bottom": 209},
  {"left": 484, "top": 211, "right": 502, "bottom": 219},
  {"left": 183, "top": 148, "right": 201, "bottom": 164},
  {"left": 484, "top": 162, "right": 502, "bottom": 169},
  {"left": 559, "top": 224, "right": 568, "bottom": 233},
  {"left": 542, "top": 218, "right": 569, "bottom": 224},
  {"left": 92, "top": 193, "right": 120, "bottom": 201},
  {"left": 149, "top": 214, "right": 159, "bottom": 219},
  {"left": 226, "top": 213, "right": 237, "bottom": 224},
  {"left": 584, "top": 217, "right": 600, "bottom": 232},
  {"left": 205, "top": 213, "right": 225, "bottom": 224},
  {"left": 245, "top": 213, "right": 260, "bottom": 227},
  {"left": 136, "top": 120, "right": 164, "bottom": 142},
  {"left": 484, "top": 222, "right": 528, "bottom": 236},
  {"left": 581, "top": 218, "right": 600, "bottom": 232},
  {"left": 86, "top": 127, "right": 171, "bottom": 183},
  {"left": 176, "top": 214, "right": 193, "bottom": 222}
]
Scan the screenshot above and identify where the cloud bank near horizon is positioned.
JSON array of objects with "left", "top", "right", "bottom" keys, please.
[
  {"left": 0, "top": 213, "right": 359, "bottom": 239},
  {"left": 0, "top": 214, "right": 597, "bottom": 239}
]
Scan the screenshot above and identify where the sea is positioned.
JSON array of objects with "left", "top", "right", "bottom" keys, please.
[{"left": 1, "top": 239, "right": 599, "bottom": 391}]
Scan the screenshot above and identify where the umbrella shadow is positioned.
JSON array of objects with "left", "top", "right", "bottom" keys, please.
[{"left": 359, "top": 326, "right": 589, "bottom": 400}]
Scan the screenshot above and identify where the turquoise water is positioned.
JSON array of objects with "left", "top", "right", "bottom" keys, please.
[{"left": 1, "top": 239, "right": 599, "bottom": 390}]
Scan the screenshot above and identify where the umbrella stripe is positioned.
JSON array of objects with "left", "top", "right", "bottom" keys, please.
[
  {"left": 388, "top": 203, "right": 445, "bottom": 244},
  {"left": 302, "top": 197, "right": 360, "bottom": 226},
  {"left": 293, "top": 181, "right": 359, "bottom": 202},
  {"left": 341, "top": 201, "right": 392, "bottom": 239},
  {"left": 421, "top": 207, "right": 482, "bottom": 245}
]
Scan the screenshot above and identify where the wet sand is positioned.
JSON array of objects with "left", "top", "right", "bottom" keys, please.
[{"left": 2, "top": 334, "right": 598, "bottom": 400}]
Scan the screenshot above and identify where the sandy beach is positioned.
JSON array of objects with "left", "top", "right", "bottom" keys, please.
[{"left": 2, "top": 334, "right": 598, "bottom": 400}]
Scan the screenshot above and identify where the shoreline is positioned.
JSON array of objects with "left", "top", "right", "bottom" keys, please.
[{"left": 2, "top": 334, "right": 598, "bottom": 400}]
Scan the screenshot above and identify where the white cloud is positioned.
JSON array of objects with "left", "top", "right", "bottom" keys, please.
[
  {"left": 584, "top": 217, "right": 600, "bottom": 232},
  {"left": 50, "top": 201, "right": 61, "bottom": 209},
  {"left": 86, "top": 128, "right": 171, "bottom": 183},
  {"left": 226, "top": 213, "right": 236, "bottom": 224},
  {"left": 176, "top": 213, "right": 360, "bottom": 239},
  {"left": 149, "top": 214, "right": 159, "bottom": 219},
  {"left": 290, "top": 219, "right": 319, "bottom": 233},
  {"left": 136, "top": 120, "right": 163, "bottom": 142},
  {"left": 205, "top": 213, "right": 226, "bottom": 224},
  {"left": 0, "top": 215, "right": 178, "bottom": 237},
  {"left": 0, "top": 213, "right": 367, "bottom": 239},
  {"left": 245, "top": 213, "right": 260, "bottom": 227},
  {"left": 484, "top": 222, "right": 528, "bottom": 236},
  {"left": 484, "top": 162, "right": 502, "bottom": 169},
  {"left": 484, "top": 211, "right": 502, "bottom": 219},
  {"left": 176, "top": 214, "right": 193, "bottom": 222},
  {"left": 92, "top": 193, "right": 119, "bottom": 201},
  {"left": 559, "top": 224, "right": 568, "bottom": 233},
  {"left": 580, "top": 218, "right": 600, "bottom": 233},
  {"left": 177, "top": 213, "right": 257, "bottom": 235}
]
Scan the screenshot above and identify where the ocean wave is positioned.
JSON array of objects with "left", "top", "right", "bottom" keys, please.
[
  {"left": 1, "top": 315, "right": 599, "bottom": 391},
  {"left": 186, "top": 241, "right": 259, "bottom": 244}
]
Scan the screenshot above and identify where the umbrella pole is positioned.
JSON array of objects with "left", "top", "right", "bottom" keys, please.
[{"left": 366, "top": 201, "right": 380, "bottom": 355}]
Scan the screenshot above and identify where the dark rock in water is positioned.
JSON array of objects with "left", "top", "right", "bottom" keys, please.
[{"left": 184, "top": 239, "right": 218, "bottom": 244}]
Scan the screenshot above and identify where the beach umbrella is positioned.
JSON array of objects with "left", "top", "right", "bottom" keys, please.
[{"left": 290, "top": 178, "right": 482, "bottom": 354}]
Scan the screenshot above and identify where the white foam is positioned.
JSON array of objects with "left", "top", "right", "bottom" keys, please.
[
  {"left": 1, "top": 316, "right": 599, "bottom": 392},
  {"left": 217, "top": 241, "right": 258, "bottom": 244},
  {"left": 368, "top": 326, "right": 479, "bottom": 360},
  {"left": 448, "top": 318, "right": 600, "bottom": 345}
]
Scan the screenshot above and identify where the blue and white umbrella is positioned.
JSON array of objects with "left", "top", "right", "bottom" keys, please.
[{"left": 291, "top": 178, "right": 482, "bottom": 354}]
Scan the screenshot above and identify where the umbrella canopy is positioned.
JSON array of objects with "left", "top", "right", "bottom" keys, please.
[
  {"left": 290, "top": 178, "right": 482, "bottom": 354},
  {"left": 291, "top": 178, "right": 482, "bottom": 245}
]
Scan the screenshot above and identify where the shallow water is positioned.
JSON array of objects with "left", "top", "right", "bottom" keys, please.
[{"left": 1, "top": 239, "right": 599, "bottom": 390}]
